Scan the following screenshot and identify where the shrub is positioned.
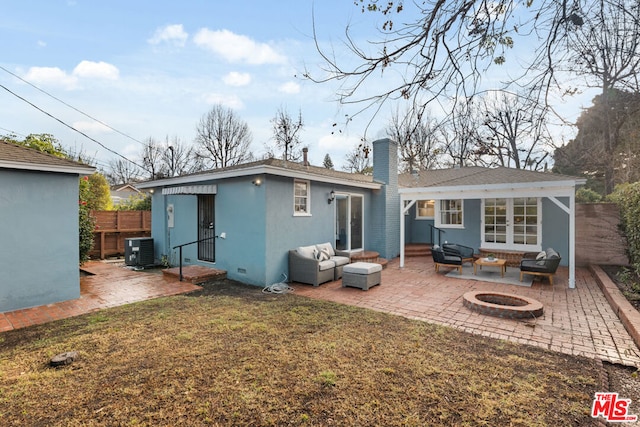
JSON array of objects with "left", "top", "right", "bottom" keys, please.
[
  {"left": 79, "top": 177, "right": 96, "bottom": 264},
  {"left": 608, "top": 182, "right": 640, "bottom": 269},
  {"left": 576, "top": 187, "right": 603, "bottom": 203}
]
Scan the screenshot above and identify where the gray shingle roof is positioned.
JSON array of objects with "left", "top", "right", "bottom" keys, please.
[
  {"left": 0, "top": 140, "right": 95, "bottom": 174},
  {"left": 398, "top": 166, "right": 585, "bottom": 188},
  {"left": 139, "top": 157, "right": 376, "bottom": 187}
]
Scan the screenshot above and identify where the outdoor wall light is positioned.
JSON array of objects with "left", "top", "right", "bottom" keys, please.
[
  {"left": 328, "top": 190, "right": 336, "bottom": 204},
  {"left": 252, "top": 178, "right": 262, "bottom": 186}
]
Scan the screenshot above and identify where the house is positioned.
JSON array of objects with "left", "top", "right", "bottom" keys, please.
[
  {"left": 137, "top": 138, "right": 585, "bottom": 288},
  {"left": 0, "top": 140, "right": 95, "bottom": 312},
  {"left": 110, "top": 183, "right": 143, "bottom": 206}
]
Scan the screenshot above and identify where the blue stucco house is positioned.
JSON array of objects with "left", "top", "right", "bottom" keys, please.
[
  {"left": 0, "top": 140, "right": 95, "bottom": 312},
  {"left": 138, "top": 138, "right": 585, "bottom": 288}
]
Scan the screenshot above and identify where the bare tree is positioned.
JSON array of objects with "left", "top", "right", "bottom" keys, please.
[
  {"left": 161, "top": 135, "right": 202, "bottom": 177},
  {"left": 141, "top": 137, "right": 165, "bottom": 180},
  {"left": 307, "top": 0, "right": 588, "bottom": 131},
  {"left": 267, "top": 107, "right": 304, "bottom": 161},
  {"left": 476, "top": 93, "right": 551, "bottom": 170},
  {"left": 195, "top": 105, "right": 254, "bottom": 168},
  {"left": 387, "top": 107, "right": 441, "bottom": 172},
  {"left": 565, "top": 0, "right": 640, "bottom": 193},
  {"left": 342, "top": 142, "right": 372, "bottom": 174},
  {"left": 107, "top": 158, "right": 142, "bottom": 185},
  {"left": 439, "top": 101, "right": 483, "bottom": 167}
]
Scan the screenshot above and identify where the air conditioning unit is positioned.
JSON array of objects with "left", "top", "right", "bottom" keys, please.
[{"left": 125, "top": 237, "right": 154, "bottom": 267}]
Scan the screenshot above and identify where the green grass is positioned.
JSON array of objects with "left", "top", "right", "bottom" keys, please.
[{"left": 0, "top": 280, "right": 600, "bottom": 426}]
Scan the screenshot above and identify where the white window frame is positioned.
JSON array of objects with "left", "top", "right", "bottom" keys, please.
[
  {"left": 415, "top": 200, "right": 435, "bottom": 220},
  {"left": 481, "top": 198, "right": 542, "bottom": 252},
  {"left": 293, "top": 179, "right": 311, "bottom": 216},
  {"left": 435, "top": 199, "right": 464, "bottom": 229}
]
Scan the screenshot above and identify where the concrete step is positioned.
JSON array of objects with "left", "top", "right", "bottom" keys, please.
[
  {"left": 162, "top": 265, "right": 227, "bottom": 284},
  {"left": 405, "top": 244, "right": 432, "bottom": 257}
]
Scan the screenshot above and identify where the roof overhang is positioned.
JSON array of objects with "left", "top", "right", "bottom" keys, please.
[
  {"left": 399, "top": 179, "right": 586, "bottom": 200},
  {"left": 0, "top": 160, "right": 96, "bottom": 175},
  {"left": 137, "top": 164, "right": 382, "bottom": 190}
]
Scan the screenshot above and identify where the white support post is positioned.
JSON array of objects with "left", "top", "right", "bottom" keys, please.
[
  {"left": 569, "top": 193, "right": 576, "bottom": 289},
  {"left": 400, "top": 196, "right": 406, "bottom": 268}
]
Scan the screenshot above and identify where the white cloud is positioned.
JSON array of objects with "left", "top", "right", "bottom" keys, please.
[
  {"left": 318, "top": 133, "right": 360, "bottom": 151},
  {"left": 37, "top": 40, "right": 46, "bottom": 48},
  {"left": 73, "top": 61, "right": 119, "bottom": 80},
  {"left": 278, "top": 81, "right": 300, "bottom": 94},
  {"left": 223, "top": 71, "right": 251, "bottom": 87},
  {"left": 193, "top": 29, "right": 286, "bottom": 65},
  {"left": 203, "top": 93, "right": 244, "bottom": 110},
  {"left": 72, "top": 121, "right": 112, "bottom": 133},
  {"left": 148, "top": 24, "right": 188, "bottom": 47},
  {"left": 23, "top": 66, "right": 78, "bottom": 89}
]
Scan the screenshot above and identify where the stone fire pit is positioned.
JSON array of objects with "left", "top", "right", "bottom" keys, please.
[{"left": 463, "top": 291, "right": 544, "bottom": 319}]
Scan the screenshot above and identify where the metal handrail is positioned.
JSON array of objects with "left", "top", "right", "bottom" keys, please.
[
  {"left": 428, "top": 224, "right": 445, "bottom": 246},
  {"left": 172, "top": 236, "right": 217, "bottom": 281}
]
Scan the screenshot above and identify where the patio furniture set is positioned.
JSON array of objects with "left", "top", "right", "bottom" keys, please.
[
  {"left": 289, "top": 243, "right": 382, "bottom": 290},
  {"left": 432, "top": 243, "right": 561, "bottom": 284}
]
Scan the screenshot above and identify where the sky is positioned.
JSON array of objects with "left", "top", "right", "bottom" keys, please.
[{"left": 0, "top": 1, "right": 596, "bottom": 173}]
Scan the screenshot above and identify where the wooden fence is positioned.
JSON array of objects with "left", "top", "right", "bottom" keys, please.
[{"left": 90, "top": 211, "right": 151, "bottom": 259}]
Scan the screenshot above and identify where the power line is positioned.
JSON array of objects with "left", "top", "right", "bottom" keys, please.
[
  {"left": 0, "top": 65, "right": 147, "bottom": 147},
  {"left": 0, "top": 82, "right": 145, "bottom": 169}
]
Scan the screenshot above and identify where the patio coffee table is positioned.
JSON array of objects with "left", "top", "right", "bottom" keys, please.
[{"left": 474, "top": 258, "right": 507, "bottom": 277}]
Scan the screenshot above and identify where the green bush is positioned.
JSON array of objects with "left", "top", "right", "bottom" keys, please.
[
  {"left": 116, "top": 194, "right": 151, "bottom": 211},
  {"left": 79, "top": 177, "right": 96, "bottom": 264},
  {"left": 575, "top": 187, "right": 603, "bottom": 203},
  {"left": 608, "top": 182, "right": 640, "bottom": 269}
]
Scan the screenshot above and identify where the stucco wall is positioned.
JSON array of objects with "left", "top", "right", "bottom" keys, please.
[{"left": 0, "top": 169, "right": 80, "bottom": 312}]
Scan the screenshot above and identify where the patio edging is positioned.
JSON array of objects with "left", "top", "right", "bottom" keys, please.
[{"left": 590, "top": 264, "right": 640, "bottom": 354}]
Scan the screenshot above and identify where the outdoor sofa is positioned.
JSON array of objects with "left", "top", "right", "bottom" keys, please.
[{"left": 289, "top": 242, "right": 351, "bottom": 286}]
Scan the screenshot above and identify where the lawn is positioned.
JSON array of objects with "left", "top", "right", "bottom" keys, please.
[{"left": 0, "top": 280, "right": 600, "bottom": 426}]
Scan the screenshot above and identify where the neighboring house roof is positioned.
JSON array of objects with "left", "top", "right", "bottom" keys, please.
[
  {"left": 137, "top": 158, "right": 381, "bottom": 190},
  {"left": 111, "top": 183, "right": 142, "bottom": 193},
  {"left": 0, "top": 140, "right": 95, "bottom": 175}
]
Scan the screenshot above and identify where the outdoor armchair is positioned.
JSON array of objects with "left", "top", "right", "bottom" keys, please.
[
  {"left": 432, "top": 245, "right": 463, "bottom": 275},
  {"left": 442, "top": 243, "right": 475, "bottom": 264},
  {"left": 520, "top": 248, "right": 561, "bottom": 285}
]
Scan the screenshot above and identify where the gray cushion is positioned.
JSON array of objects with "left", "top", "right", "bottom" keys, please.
[
  {"left": 344, "top": 262, "right": 382, "bottom": 275},
  {"left": 318, "top": 260, "right": 335, "bottom": 271},
  {"left": 330, "top": 256, "right": 350, "bottom": 267}
]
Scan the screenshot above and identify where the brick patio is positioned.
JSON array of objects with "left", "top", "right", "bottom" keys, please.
[{"left": 293, "top": 256, "right": 640, "bottom": 367}]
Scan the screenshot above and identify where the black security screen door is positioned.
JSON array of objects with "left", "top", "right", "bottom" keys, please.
[{"left": 198, "top": 195, "right": 215, "bottom": 262}]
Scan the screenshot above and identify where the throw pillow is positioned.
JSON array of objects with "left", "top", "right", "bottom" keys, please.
[
  {"left": 316, "top": 242, "right": 335, "bottom": 257},
  {"left": 536, "top": 251, "right": 547, "bottom": 266},
  {"left": 313, "top": 248, "right": 330, "bottom": 261}
]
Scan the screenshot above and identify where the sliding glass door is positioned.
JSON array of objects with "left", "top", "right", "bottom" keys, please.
[{"left": 335, "top": 194, "right": 363, "bottom": 251}]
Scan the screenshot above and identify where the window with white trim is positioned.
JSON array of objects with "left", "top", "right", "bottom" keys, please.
[
  {"left": 416, "top": 200, "right": 435, "bottom": 219},
  {"left": 436, "top": 199, "right": 464, "bottom": 228},
  {"left": 293, "top": 179, "right": 310, "bottom": 215}
]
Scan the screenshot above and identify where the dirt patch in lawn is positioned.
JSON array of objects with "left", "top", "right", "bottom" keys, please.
[{"left": 0, "top": 279, "right": 619, "bottom": 426}]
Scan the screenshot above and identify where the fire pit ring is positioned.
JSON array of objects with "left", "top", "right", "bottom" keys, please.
[{"left": 463, "top": 291, "right": 544, "bottom": 319}]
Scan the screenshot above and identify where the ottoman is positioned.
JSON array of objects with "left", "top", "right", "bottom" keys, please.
[{"left": 342, "top": 262, "right": 382, "bottom": 290}]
